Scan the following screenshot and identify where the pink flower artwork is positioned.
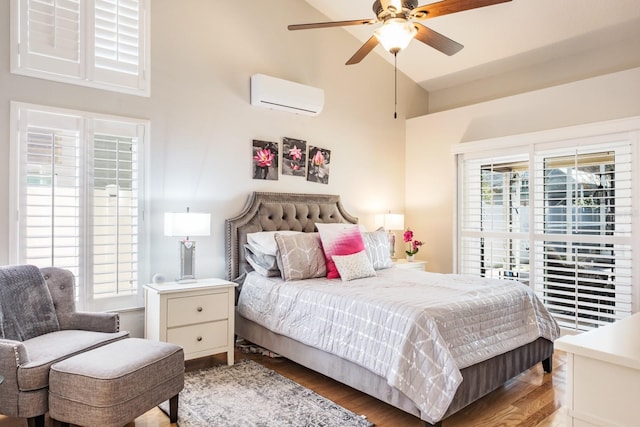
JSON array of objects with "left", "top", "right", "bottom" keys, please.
[
  {"left": 307, "top": 145, "right": 330, "bottom": 185},
  {"left": 252, "top": 140, "right": 278, "bottom": 180},
  {"left": 282, "top": 137, "right": 307, "bottom": 177}
]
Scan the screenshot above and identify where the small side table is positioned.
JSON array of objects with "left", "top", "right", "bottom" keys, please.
[
  {"left": 144, "top": 278, "right": 237, "bottom": 364},
  {"left": 393, "top": 259, "right": 427, "bottom": 271}
]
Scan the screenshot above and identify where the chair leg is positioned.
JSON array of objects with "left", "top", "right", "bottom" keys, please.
[
  {"left": 27, "top": 415, "right": 45, "bottom": 427},
  {"left": 169, "top": 394, "right": 179, "bottom": 423}
]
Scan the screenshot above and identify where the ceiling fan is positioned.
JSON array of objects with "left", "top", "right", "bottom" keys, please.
[{"left": 289, "top": 0, "right": 512, "bottom": 65}]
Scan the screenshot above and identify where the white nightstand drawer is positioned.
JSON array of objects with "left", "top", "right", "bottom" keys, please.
[
  {"left": 167, "top": 292, "right": 228, "bottom": 327},
  {"left": 393, "top": 259, "right": 427, "bottom": 271},
  {"left": 167, "top": 320, "right": 229, "bottom": 355}
]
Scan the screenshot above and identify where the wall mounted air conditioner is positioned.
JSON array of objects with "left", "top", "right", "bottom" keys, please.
[{"left": 250, "top": 74, "right": 324, "bottom": 116}]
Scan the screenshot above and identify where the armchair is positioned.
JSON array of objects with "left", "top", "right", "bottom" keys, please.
[{"left": 0, "top": 265, "right": 129, "bottom": 427}]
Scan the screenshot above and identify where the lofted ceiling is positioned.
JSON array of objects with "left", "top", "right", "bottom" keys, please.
[{"left": 301, "top": 0, "right": 640, "bottom": 92}]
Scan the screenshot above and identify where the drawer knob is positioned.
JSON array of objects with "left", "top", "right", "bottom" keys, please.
[
  {"left": 197, "top": 307, "right": 203, "bottom": 312},
  {"left": 197, "top": 336, "right": 203, "bottom": 342}
]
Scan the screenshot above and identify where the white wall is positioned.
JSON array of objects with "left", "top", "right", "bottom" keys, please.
[
  {"left": 0, "top": 2, "right": 429, "bottom": 284},
  {"left": 406, "top": 67, "right": 640, "bottom": 273},
  {"left": 427, "top": 27, "right": 640, "bottom": 113}
]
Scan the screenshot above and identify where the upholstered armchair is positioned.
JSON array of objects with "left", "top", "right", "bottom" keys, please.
[{"left": 0, "top": 265, "right": 130, "bottom": 427}]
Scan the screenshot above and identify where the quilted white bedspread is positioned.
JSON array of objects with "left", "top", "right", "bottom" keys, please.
[{"left": 237, "top": 268, "right": 559, "bottom": 423}]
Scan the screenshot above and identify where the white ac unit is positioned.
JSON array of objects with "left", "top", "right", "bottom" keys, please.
[{"left": 250, "top": 74, "right": 324, "bottom": 116}]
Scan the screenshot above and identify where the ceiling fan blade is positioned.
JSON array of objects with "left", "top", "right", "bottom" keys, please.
[
  {"left": 288, "top": 19, "right": 376, "bottom": 31},
  {"left": 414, "top": 23, "right": 463, "bottom": 56},
  {"left": 411, "top": 0, "right": 511, "bottom": 20},
  {"left": 346, "top": 36, "right": 380, "bottom": 65}
]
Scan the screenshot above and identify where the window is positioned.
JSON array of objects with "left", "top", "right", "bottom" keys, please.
[
  {"left": 10, "top": 102, "right": 148, "bottom": 311},
  {"left": 459, "top": 155, "right": 530, "bottom": 283},
  {"left": 456, "top": 119, "right": 639, "bottom": 332},
  {"left": 10, "top": 0, "right": 150, "bottom": 96}
]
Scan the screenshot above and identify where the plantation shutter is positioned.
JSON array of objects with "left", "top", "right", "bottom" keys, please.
[
  {"left": 12, "top": 0, "right": 149, "bottom": 95},
  {"left": 16, "top": 0, "right": 83, "bottom": 78},
  {"left": 459, "top": 154, "right": 530, "bottom": 284},
  {"left": 12, "top": 102, "right": 147, "bottom": 311},
  {"left": 89, "top": 119, "right": 141, "bottom": 300},
  {"left": 92, "top": 0, "right": 144, "bottom": 89},
  {"left": 532, "top": 140, "right": 633, "bottom": 330},
  {"left": 457, "top": 123, "right": 637, "bottom": 332},
  {"left": 17, "top": 108, "right": 85, "bottom": 299}
]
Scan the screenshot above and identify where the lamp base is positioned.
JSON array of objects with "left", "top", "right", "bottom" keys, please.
[
  {"left": 388, "top": 231, "right": 396, "bottom": 258},
  {"left": 178, "top": 240, "right": 198, "bottom": 284}
]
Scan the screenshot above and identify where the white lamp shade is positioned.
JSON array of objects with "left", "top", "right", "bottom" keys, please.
[
  {"left": 375, "top": 213, "right": 405, "bottom": 231},
  {"left": 384, "top": 213, "right": 405, "bottom": 231},
  {"left": 164, "top": 212, "right": 211, "bottom": 237}
]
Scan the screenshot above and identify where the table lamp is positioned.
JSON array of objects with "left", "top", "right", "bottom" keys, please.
[
  {"left": 164, "top": 208, "right": 211, "bottom": 283},
  {"left": 375, "top": 213, "right": 405, "bottom": 258}
]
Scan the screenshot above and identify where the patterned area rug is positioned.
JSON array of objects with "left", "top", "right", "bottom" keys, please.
[{"left": 159, "top": 359, "right": 374, "bottom": 427}]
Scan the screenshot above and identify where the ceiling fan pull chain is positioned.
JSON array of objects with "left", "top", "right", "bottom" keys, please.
[{"left": 394, "top": 52, "right": 398, "bottom": 119}]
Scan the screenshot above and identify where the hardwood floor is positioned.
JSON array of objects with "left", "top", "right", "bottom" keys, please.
[{"left": 0, "top": 350, "right": 567, "bottom": 427}]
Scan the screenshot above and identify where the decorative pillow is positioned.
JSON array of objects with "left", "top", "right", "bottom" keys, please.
[
  {"left": 246, "top": 231, "right": 301, "bottom": 257},
  {"left": 315, "top": 223, "right": 366, "bottom": 279},
  {"left": 274, "top": 233, "right": 326, "bottom": 281},
  {"left": 244, "top": 244, "right": 280, "bottom": 277},
  {"left": 332, "top": 250, "right": 376, "bottom": 282},
  {"left": 0, "top": 264, "right": 60, "bottom": 341},
  {"left": 362, "top": 231, "right": 393, "bottom": 270}
]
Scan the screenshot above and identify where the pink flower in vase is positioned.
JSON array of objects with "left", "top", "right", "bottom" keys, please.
[{"left": 404, "top": 229, "right": 423, "bottom": 256}]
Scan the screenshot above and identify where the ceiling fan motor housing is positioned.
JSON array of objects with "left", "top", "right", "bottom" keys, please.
[{"left": 373, "top": 0, "right": 418, "bottom": 19}]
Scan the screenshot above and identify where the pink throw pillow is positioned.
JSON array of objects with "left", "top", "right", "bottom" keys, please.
[{"left": 315, "top": 223, "right": 365, "bottom": 279}]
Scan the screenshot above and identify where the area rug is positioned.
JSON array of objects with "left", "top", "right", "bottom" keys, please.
[{"left": 159, "top": 359, "right": 374, "bottom": 427}]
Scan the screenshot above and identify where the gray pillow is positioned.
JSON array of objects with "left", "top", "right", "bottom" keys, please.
[
  {"left": 0, "top": 264, "right": 60, "bottom": 341},
  {"left": 244, "top": 244, "right": 281, "bottom": 277},
  {"left": 362, "top": 231, "right": 393, "bottom": 270},
  {"left": 274, "top": 232, "right": 327, "bottom": 281}
]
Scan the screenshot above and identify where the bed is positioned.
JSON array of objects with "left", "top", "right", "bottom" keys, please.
[{"left": 225, "top": 192, "right": 559, "bottom": 426}]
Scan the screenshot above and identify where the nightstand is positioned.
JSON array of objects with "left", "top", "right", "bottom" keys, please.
[
  {"left": 144, "top": 278, "right": 237, "bottom": 364},
  {"left": 393, "top": 259, "right": 427, "bottom": 271}
]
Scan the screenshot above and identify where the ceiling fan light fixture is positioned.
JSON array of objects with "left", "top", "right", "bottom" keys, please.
[{"left": 374, "top": 18, "right": 417, "bottom": 53}]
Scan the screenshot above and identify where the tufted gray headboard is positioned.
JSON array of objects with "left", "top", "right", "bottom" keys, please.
[{"left": 225, "top": 192, "right": 358, "bottom": 282}]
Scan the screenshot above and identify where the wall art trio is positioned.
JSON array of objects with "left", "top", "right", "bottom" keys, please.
[{"left": 252, "top": 137, "right": 330, "bottom": 184}]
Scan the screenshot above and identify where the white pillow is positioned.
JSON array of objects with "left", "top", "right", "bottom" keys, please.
[
  {"left": 246, "top": 231, "right": 301, "bottom": 256},
  {"left": 331, "top": 250, "right": 376, "bottom": 282}
]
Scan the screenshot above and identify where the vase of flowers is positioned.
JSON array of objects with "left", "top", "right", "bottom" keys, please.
[{"left": 403, "top": 229, "right": 423, "bottom": 262}]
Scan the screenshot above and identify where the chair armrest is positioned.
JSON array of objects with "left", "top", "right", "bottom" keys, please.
[
  {"left": 0, "top": 340, "right": 29, "bottom": 416},
  {"left": 0, "top": 339, "right": 29, "bottom": 368},
  {"left": 59, "top": 311, "right": 120, "bottom": 333}
]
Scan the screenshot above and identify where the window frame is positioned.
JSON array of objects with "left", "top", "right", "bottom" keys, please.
[
  {"left": 10, "top": 0, "right": 150, "bottom": 97},
  {"left": 453, "top": 117, "right": 640, "bottom": 331},
  {"left": 9, "top": 101, "right": 150, "bottom": 312}
]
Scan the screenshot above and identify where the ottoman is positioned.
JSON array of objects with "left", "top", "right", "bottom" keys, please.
[{"left": 48, "top": 338, "right": 184, "bottom": 427}]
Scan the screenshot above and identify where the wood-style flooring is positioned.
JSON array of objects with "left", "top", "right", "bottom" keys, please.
[{"left": 0, "top": 350, "right": 567, "bottom": 427}]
